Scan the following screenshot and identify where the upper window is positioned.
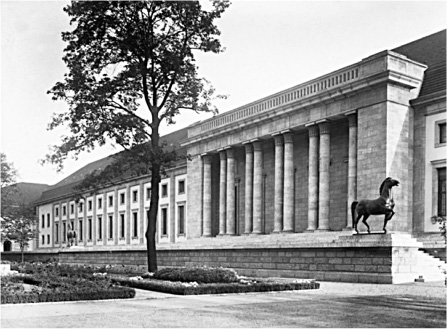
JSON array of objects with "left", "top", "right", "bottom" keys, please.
[
  {"left": 178, "top": 180, "right": 185, "bottom": 194},
  {"left": 70, "top": 204, "right": 74, "bottom": 214},
  {"left": 436, "top": 120, "right": 446, "bottom": 147},
  {"left": 108, "top": 195, "right": 113, "bottom": 207},
  {"left": 88, "top": 200, "right": 93, "bottom": 211},
  {"left": 98, "top": 198, "right": 102, "bottom": 209},
  {"left": 120, "top": 192, "right": 125, "bottom": 205},
  {"left": 132, "top": 190, "right": 138, "bottom": 203},
  {"left": 161, "top": 184, "right": 168, "bottom": 198},
  {"left": 62, "top": 205, "right": 67, "bottom": 216},
  {"left": 146, "top": 187, "right": 152, "bottom": 200}
]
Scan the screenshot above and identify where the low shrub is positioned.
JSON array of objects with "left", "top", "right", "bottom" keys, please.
[{"left": 152, "top": 266, "right": 239, "bottom": 284}]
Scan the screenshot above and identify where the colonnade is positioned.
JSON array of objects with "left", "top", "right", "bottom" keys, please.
[{"left": 202, "top": 113, "right": 358, "bottom": 236}]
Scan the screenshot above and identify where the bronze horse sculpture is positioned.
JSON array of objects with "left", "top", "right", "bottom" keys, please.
[{"left": 351, "top": 177, "right": 399, "bottom": 234}]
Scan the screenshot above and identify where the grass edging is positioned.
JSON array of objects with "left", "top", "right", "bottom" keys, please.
[{"left": 112, "top": 277, "right": 320, "bottom": 295}]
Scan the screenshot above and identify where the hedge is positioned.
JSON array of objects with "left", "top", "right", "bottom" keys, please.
[
  {"left": 112, "top": 277, "right": 320, "bottom": 295},
  {"left": 1, "top": 287, "right": 135, "bottom": 304}
]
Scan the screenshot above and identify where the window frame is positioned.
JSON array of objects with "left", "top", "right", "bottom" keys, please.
[{"left": 435, "top": 119, "right": 446, "bottom": 148}]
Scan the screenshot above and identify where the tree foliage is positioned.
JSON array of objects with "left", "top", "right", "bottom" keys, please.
[{"left": 45, "top": 1, "right": 230, "bottom": 271}]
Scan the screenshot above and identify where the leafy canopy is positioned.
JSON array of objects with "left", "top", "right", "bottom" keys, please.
[{"left": 45, "top": 0, "right": 229, "bottom": 171}]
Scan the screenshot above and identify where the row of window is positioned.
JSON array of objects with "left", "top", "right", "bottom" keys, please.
[
  {"left": 47, "top": 204, "right": 186, "bottom": 245},
  {"left": 52, "top": 180, "right": 186, "bottom": 218}
]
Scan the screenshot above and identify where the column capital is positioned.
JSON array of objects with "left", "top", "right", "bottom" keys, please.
[
  {"left": 307, "top": 124, "right": 319, "bottom": 137},
  {"left": 226, "top": 148, "right": 235, "bottom": 158},
  {"left": 244, "top": 143, "right": 253, "bottom": 153},
  {"left": 273, "top": 134, "right": 284, "bottom": 146},
  {"left": 252, "top": 140, "right": 263, "bottom": 151},
  {"left": 346, "top": 112, "right": 358, "bottom": 127},
  {"left": 283, "top": 131, "right": 294, "bottom": 143},
  {"left": 318, "top": 120, "right": 331, "bottom": 135},
  {"left": 219, "top": 150, "right": 227, "bottom": 160},
  {"left": 201, "top": 154, "right": 213, "bottom": 164}
]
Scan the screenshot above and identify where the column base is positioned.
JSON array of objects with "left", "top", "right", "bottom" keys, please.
[
  {"left": 201, "top": 234, "right": 213, "bottom": 238},
  {"left": 305, "top": 229, "right": 316, "bottom": 233},
  {"left": 216, "top": 234, "right": 226, "bottom": 238},
  {"left": 281, "top": 230, "right": 294, "bottom": 234},
  {"left": 225, "top": 233, "right": 237, "bottom": 236},
  {"left": 271, "top": 230, "right": 282, "bottom": 234},
  {"left": 317, "top": 228, "right": 331, "bottom": 232},
  {"left": 251, "top": 231, "right": 263, "bottom": 235}
]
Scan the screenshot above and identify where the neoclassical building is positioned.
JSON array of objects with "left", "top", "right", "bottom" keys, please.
[{"left": 5, "top": 30, "right": 444, "bottom": 284}]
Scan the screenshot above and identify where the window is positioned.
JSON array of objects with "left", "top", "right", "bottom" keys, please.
[
  {"left": 161, "top": 184, "right": 168, "bottom": 198},
  {"left": 55, "top": 207, "right": 59, "bottom": 217},
  {"left": 41, "top": 235, "right": 45, "bottom": 245},
  {"left": 178, "top": 180, "right": 185, "bottom": 194},
  {"left": 161, "top": 207, "right": 168, "bottom": 236},
  {"left": 146, "top": 188, "right": 152, "bottom": 200},
  {"left": 63, "top": 205, "right": 66, "bottom": 216},
  {"left": 108, "top": 215, "right": 113, "bottom": 239},
  {"left": 79, "top": 220, "right": 83, "bottom": 242},
  {"left": 47, "top": 234, "right": 50, "bottom": 245},
  {"left": 42, "top": 215, "right": 45, "bottom": 228},
  {"left": 108, "top": 195, "right": 113, "bottom": 207},
  {"left": 132, "top": 190, "right": 138, "bottom": 203},
  {"left": 438, "top": 167, "right": 446, "bottom": 216},
  {"left": 55, "top": 223, "right": 59, "bottom": 243},
  {"left": 120, "top": 193, "right": 125, "bottom": 205},
  {"left": 98, "top": 216, "right": 102, "bottom": 240},
  {"left": 79, "top": 202, "right": 84, "bottom": 212},
  {"left": 70, "top": 221, "right": 74, "bottom": 231},
  {"left": 63, "top": 222, "right": 66, "bottom": 242},
  {"left": 70, "top": 204, "right": 74, "bottom": 214},
  {"left": 47, "top": 214, "right": 50, "bottom": 227},
  {"left": 88, "top": 218, "right": 92, "bottom": 240},
  {"left": 120, "top": 213, "right": 125, "bottom": 238},
  {"left": 98, "top": 198, "right": 102, "bottom": 209},
  {"left": 178, "top": 205, "right": 185, "bottom": 235},
  {"left": 88, "top": 200, "right": 92, "bottom": 211},
  {"left": 436, "top": 121, "right": 446, "bottom": 147},
  {"left": 133, "top": 212, "right": 138, "bottom": 237}
]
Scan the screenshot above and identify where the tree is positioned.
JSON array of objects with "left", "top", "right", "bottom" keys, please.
[
  {"left": 1, "top": 153, "right": 37, "bottom": 261},
  {"left": 44, "top": 1, "right": 230, "bottom": 272}
]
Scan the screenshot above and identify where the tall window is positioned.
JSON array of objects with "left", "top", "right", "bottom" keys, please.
[
  {"left": 63, "top": 206, "right": 67, "bottom": 216},
  {"left": 132, "top": 190, "right": 138, "bottom": 203},
  {"left": 178, "top": 205, "right": 185, "bottom": 235},
  {"left": 108, "top": 195, "right": 113, "bottom": 207},
  {"left": 70, "top": 204, "right": 74, "bottom": 214},
  {"left": 178, "top": 180, "right": 185, "bottom": 194},
  {"left": 133, "top": 212, "right": 138, "bottom": 237},
  {"left": 79, "top": 202, "right": 84, "bottom": 212},
  {"left": 55, "top": 207, "right": 59, "bottom": 217},
  {"left": 41, "top": 235, "right": 45, "bottom": 245},
  {"left": 47, "top": 234, "right": 50, "bottom": 245},
  {"left": 88, "top": 218, "right": 92, "bottom": 240},
  {"left": 55, "top": 223, "right": 59, "bottom": 243},
  {"left": 41, "top": 215, "right": 45, "bottom": 228},
  {"left": 98, "top": 198, "right": 102, "bottom": 209},
  {"left": 120, "top": 192, "right": 125, "bottom": 205},
  {"left": 120, "top": 213, "right": 125, "bottom": 238},
  {"left": 108, "top": 215, "right": 113, "bottom": 239},
  {"left": 161, "top": 184, "right": 168, "bottom": 198},
  {"left": 97, "top": 216, "right": 102, "bottom": 240},
  {"left": 79, "top": 220, "right": 83, "bottom": 242},
  {"left": 439, "top": 122, "right": 446, "bottom": 144},
  {"left": 161, "top": 208, "right": 168, "bottom": 236},
  {"left": 438, "top": 168, "right": 446, "bottom": 216},
  {"left": 146, "top": 188, "right": 152, "bottom": 200},
  {"left": 63, "top": 222, "right": 66, "bottom": 242},
  {"left": 88, "top": 200, "right": 92, "bottom": 211},
  {"left": 47, "top": 214, "right": 50, "bottom": 227}
]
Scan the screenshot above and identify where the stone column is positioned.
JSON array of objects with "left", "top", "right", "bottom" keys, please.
[
  {"left": 346, "top": 112, "right": 358, "bottom": 228},
  {"left": 283, "top": 131, "right": 295, "bottom": 232},
  {"left": 218, "top": 151, "right": 227, "bottom": 235},
  {"left": 113, "top": 187, "right": 119, "bottom": 245},
  {"left": 244, "top": 143, "right": 254, "bottom": 234},
  {"left": 306, "top": 124, "right": 319, "bottom": 231},
  {"left": 226, "top": 148, "right": 236, "bottom": 235},
  {"left": 273, "top": 134, "right": 284, "bottom": 233},
  {"left": 202, "top": 154, "right": 213, "bottom": 237},
  {"left": 252, "top": 140, "right": 263, "bottom": 234},
  {"left": 318, "top": 120, "right": 331, "bottom": 230}
]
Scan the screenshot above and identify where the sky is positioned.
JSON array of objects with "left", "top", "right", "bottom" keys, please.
[{"left": 1, "top": 0, "right": 446, "bottom": 186}]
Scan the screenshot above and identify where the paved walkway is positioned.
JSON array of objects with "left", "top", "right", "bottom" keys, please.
[{"left": 1, "top": 281, "right": 446, "bottom": 328}]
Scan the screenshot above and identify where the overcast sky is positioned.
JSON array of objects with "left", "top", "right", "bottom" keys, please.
[{"left": 1, "top": 0, "right": 446, "bottom": 186}]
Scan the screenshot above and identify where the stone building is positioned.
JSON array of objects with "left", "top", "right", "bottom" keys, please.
[{"left": 7, "top": 30, "right": 445, "bottom": 283}]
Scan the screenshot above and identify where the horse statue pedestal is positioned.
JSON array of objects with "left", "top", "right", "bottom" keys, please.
[{"left": 353, "top": 231, "right": 388, "bottom": 235}]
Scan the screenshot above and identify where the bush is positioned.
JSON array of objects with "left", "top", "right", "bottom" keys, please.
[{"left": 152, "top": 266, "right": 239, "bottom": 284}]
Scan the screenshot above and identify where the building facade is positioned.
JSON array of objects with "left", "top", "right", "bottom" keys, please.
[{"left": 8, "top": 30, "right": 445, "bottom": 283}]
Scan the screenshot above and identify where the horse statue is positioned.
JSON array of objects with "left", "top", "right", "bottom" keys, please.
[
  {"left": 351, "top": 177, "right": 399, "bottom": 234},
  {"left": 67, "top": 226, "right": 77, "bottom": 247}
]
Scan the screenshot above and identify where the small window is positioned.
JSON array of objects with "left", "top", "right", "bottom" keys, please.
[
  {"left": 178, "top": 205, "right": 185, "bottom": 235},
  {"left": 108, "top": 215, "right": 113, "bottom": 239},
  {"left": 120, "top": 213, "right": 125, "bottom": 238},
  {"left": 108, "top": 195, "right": 113, "bottom": 207},
  {"left": 79, "top": 202, "right": 84, "bottom": 212},
  {"left": 161, "top": 184, "right": 168, "bottom": 198},
  {"left": 79, "top": 220, "right": 83, "bottom": 242},
  {"left": 42, "top": 215, "right": 45, "bottom": 228},
  {"left": 41, "top": 235, "right": 45, "bottom": 245},
  {"left": 47, "top": 214, "right": 50, "bottom": 227},
  {"left": 88, "top": 200, "right": 93, "bottom": 211},
  {"left": 47, "top": 234, "right": 50, "bottom": 245},
  {"left": 70, "top": 204, "right": 74, "bottom": 214},
  {"left": 98, "top": 216, "right": 102, "bottom": 240},
  {"left": 63, "top": 206, "right": 66, "bottom": 216},
  {"left": 120, "top": 193, "right": 125, "bottom": 205},
  {"left": 146, "top": 188, "right": 152, "bottom": 200},
  {"left": 55, "top": 207, "right": 59, "bottom": 217},
  {"left": 133, "top": 212, "right": 138, "bottom": 237},
  {"left": 98, "top": 198, "right": 102, "bottom": 209},
  {"left": 436, "top": 120, "right": 446, "bottom": 147},
  {"left": 439, "top": 122, "right": 446, "bottom": 144},
  {"left": 161, "top": 207, "right": 168, "bottom": 236},
  {"left": 178, "top": 180, "right": 185, "bottom": 194},
  {"left": 133, "top": 190, "right": 138, "bottom": 203}
]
